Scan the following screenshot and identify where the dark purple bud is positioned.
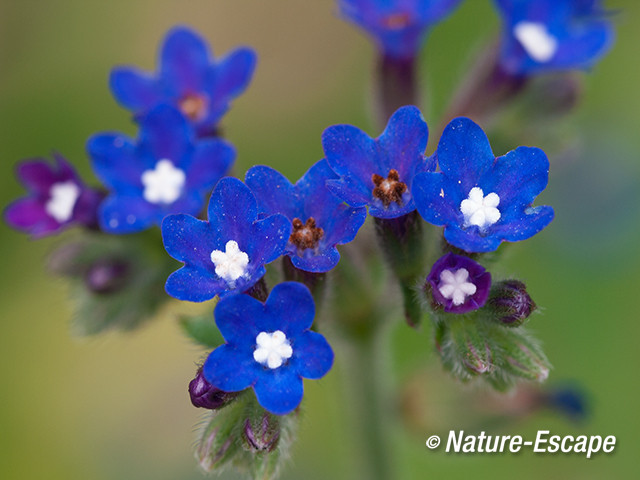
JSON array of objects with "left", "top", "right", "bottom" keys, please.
[
  {"left": 425, "top": 252, "right": 491, "bottom": 314},
  {"left": 84, "top": 259, "right": 130, "bottom": 294},
  {"left": 242, "top": 412, "right": 280, "bottom": 453},
  {"left": 488, "top": 280, "right": 536, "bottom": 326},
  {"left": 189, "top": 368, "right": 237, "bottom": 410}
]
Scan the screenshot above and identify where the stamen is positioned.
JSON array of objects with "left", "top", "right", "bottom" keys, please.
[
  {"left": 372, "top": 169, "right": 407, "bottom": 208},
  {"left": 513, "top": 21, "right": 558, "bottom": 63},
  {"left": 210, "top": 240, "right": 250, "bottom": 285},
  {"left": 460, "top": 187, "right": 501, "bottom": 230},
  {"left": 289, "top": 217, "right": 324, "bottom": 251},
  {"left": 141, "top": 159, "right": 186, "bottom": 204},
  {"left": 46, "top": 181, "right": 81, "bottom": 223},
  {"left": 438, "top": 268, "right": 477, "bottom": 306},
  {"left": 253, "top": 330, "right": 293, "bottom": 369},
  {"left": 178, "top": 93, "right": 208, "bottom": 122}
]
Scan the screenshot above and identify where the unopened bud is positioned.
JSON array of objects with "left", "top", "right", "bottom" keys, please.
[
  {"left": 502, "top": 337, "right": 550, "bottom": 382},
  {"left": 242, "top": 412, "right": 281, "bottom": 453},
  {"left": 488, "top": 280, "right": 536, "bottom": 326},
  {"left": 84, "top": 258, "right": 129, "bottom": 294},
  {"left": 189, "top": 368, "right": 237, "bottom": 410}
]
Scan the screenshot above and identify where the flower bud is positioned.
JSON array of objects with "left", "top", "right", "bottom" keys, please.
[
  {"left": 84, "top": 258, "right": 130, "bottom": 294},
  {"left": 242, "top": 412, "right": 281, "bottom": 453},
  {"left": 501, "top": 335, "right": 550, "bottom": 382},
  {"left": 488, "top": 280, "right": 536, "bottom": 326},
  {"left": 189, "top": 368, "right": 237, "bottom": 410}
]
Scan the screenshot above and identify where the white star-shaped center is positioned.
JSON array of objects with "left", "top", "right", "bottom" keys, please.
[
  {"left": 210, "top": 240, "right": 250, "bottom": 284},
  {"left": 46, "top": 181, "right": 81, "bottom": 223},
  {"left": 438, "top": 268, "right": 477, "bottom": 306},
  {"left": 141, "top": 159, "right": 186, "bottom": 204},
  {"left": 460, "top": 187, "right": 501, "bottom": 229},
  {"left": 253, "top": 330, "right": 293, "bottom": 369},
  {"left": 513, "top": 21, "right": 558, "bottom": 63}
]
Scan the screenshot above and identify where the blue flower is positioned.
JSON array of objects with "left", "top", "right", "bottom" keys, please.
[
  {"left": 245, "top": 160, "right": 367, "bottom": 273},
  {"left": 162, "top": 177, "right": 291, "bottom": 302},
  {"left": 426, "top": 252, "right": 491, "bottom": 313},
  {"left": 412, "top": 117, "right": 554, "bottom": 252},
  {"left": 88, "top": 104, "right": 234, "bottom": 233},
  {"left": 110, "top": 26, "right": 256, "bottom": 134},
  {"left": 4, "top": 154, "right": 102, "bottom": 237},
  {"left": 203, "top": 282, "right": 334, "bottom": 415},
  {"left": 339, "top": 0, "right": 463, "bottom": 59},
  {"left": 494, "top": 0, "right": 614, "bottom": 75},
  {"left": 321, "top": 105, "right": 434, "bottom": 219}
]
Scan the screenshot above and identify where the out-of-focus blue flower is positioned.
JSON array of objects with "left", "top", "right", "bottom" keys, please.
[
  {"left": 4, "top": 153, "right": 102, "bottom": 237},
  {"left": 322, "top": 105, "right": 434, "bottom": 219},
  {"left": 88, "top": 104, "right": 234, "bottom": 234},
  {"left": 110, "top": 26, "right": 256, "bottom": 134},
  {"left": 162, "top": 177, "right": 291, "bottom": 302},
  {"left": 245, "top": 160, "right": 367, "bottom": 273},
  {"left": 339, "top": 0, "right": 463, "bottom": 59},
  {"left": 494, "top": 0, "right": 614, "bottom": 75},
  {"left": 203, "top": 282, "right": 334, "bottom": 415},
  {"left": 426, "top": 252, "right": 491, "bottom": 313},
  {"left": 413, "top": 117, "right": 554, "bottom": 252}
]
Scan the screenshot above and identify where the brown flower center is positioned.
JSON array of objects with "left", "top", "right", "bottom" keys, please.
[
  {"left": 382, "top": 12, "right": 411, "bottom": 30},
  {"left": 289, "top": 217, "right": 324, "bottom": 251},
  {"left": 372, "top": 169, "right": 407, "bottom": 208},
  {"left": 178, "top": 93, "right": 208, "bottom": 122}
]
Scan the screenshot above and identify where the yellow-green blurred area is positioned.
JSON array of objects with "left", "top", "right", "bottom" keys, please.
[{"left": 1, "top": 1, "right": 639, "bottom": 479}]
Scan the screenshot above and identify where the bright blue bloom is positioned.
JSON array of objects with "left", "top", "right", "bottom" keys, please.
[
  {"left": 339, "top": 0, "right": 463, "bottom": 59},
  {"left": 412, "top": 117, "right": 554, "bottom": 252},
  {"left": 494, "top": 0, "right": 614, "bottom": 75},
  {"left": 110, "top": 26, "right": 256, "bottom": 134},
  {"left": 245, "top": 160, "right": 367, "bottom": 273},
  {"left": 88, "top": 104, "right": 234, "bottom": 233},
  {"left": 321, "top": 105, "right": 434, "bottom": 219},
  {"left": 203, "top": 282, "right": 334, "bottom": 415},
  {"left": 162, "top": 177, "right": 291, "bottom": 302}
]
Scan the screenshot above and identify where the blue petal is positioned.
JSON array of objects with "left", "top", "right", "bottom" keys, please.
[
  {"left": 413, "top": 172, "right": 462, "bottom": 227},
  {"left": 109, "top": 67, "right": 161, "bottom": 112},
  {"left": 165, "top": 264, "right": 228, "bottom": 302},
  {"left": 443, "top": 224, "right": 504, "bottom": 253},
  {"left": 263, "top": 282, "right": 315, "bottom": 336},
  {"left": 320, "top": 206, "right": 367, "bottom": 247},
  {"left": 162, "top": 214, "right": 218, "bottom": 266},
  {"left": 551, "top": 21, "right": 613, "bottom": 71},
  {"left": 87, "top": 133, "right": 143, "bottom": 190},
  {"left": 290, "top": 247, "right": 342, "bottom": 273},
  {"left": 185, "top": 139, "right": 235, "bottom": 193},
  {"left": 207, "top": 177, "right": 259, "bottom": 242},
  {"left": 249, "top": 213, "right": 291, "bottom": 266},
  {"left": 253, "top": 369, "right": 304, "bottom": 415},
  {"left": 214, "top": 293, "right": 263, "bottom": 346},
  {"left": 493, "top": 205, "right": 555, "bottom": 242},
  {"left": 435, "top": 117, "right": 495, "bottom": 195},
  {"left": 99, "top": 194, "right": 157, "bottom": 233},
  {"left": 138, "top": 105, "right": 193, "bottom": 161},
  {"left": 203, "top": 344, "right": 258, "bottom": 392},
  {"left": 160, "top": 26, "right": 209, "bottom": 95},
  {"left": 290, "top": 331, "right": 334, "bottom": 380},
  {"left": 245, "top": 165, "right": 299, "bottom": 219}
]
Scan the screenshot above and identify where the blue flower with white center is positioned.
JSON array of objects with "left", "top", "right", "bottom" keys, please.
[
  {"left": 162, "top": 177, "right": 291, "bottom": 302},
  {"left": 494, "top": 0, "right": 614, "bottom": 75},
  {"left": 110, "top": 26, "right": 256, "bottom": 134},
  {"left": 321, "top": 105, "right": 434, "bottom": 219},
  {"left": 88, "top": 104, "right": 234, "bottom": 233},
  {"left": 412, "top": 117, "right": 554, "bottom": 252},
  {"left": 339, "top": 0, "right": 463, "bottom": 59},
  {"left": 245, "top": 160, "right": 367, "bottom": 273},
  {"left": 203, "top": 282, "right": 334, "bottom": 415}
]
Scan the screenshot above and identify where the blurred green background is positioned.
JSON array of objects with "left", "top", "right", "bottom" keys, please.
[{"left": 1, "top": 1, "right": 639, "bottom": 479}]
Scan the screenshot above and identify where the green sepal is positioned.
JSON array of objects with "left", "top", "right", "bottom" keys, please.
[{"left": 179, "top": 305, "right": 224, "bottom": 349}]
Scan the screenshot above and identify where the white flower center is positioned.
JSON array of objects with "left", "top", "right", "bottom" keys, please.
[
  {"left": 513, "top": 21, "right": 558, "bottom": 63},
  {"left": 253, "top": 330, "right": 293, "bottom": 369},
  {"left": 141, "top": 159, "right": 186, "bottom": 204},
  {"left": 438, "top": 268, "right": 477, "bottom": 306},
  {"left": 45, "top": 181, "right": 81, "bottom": 223},
  {"left": 210, "top": 240, "right": 250, "bottom": 284},
  {"left": 460, "top": 187, "right": 501, "bottom": 229}
]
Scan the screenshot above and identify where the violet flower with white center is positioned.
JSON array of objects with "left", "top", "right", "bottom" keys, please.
[
  {"left": 426, "top": 252, "right": 491, "bottom": 313},
  {"left": 412, "top": 117, "right": 554, "bottom": 252},
  {"left": 4, "top": 153, "right": 102, "bottom": 237},
  {"left": 110, "top": 26, "right": 256, "bottom": 135},
  {"left": 322, "top": 105, "right": 434, "bottom": 219},
  {"left": 161, "top": 177, "right": 291, "bottom": 302},
  {"left": 87, "top": 104, "right": 234, "bottom": 234},
  {"left": 203, "top": 282, "right": 334, "bottom": 415},
  {"left": 245, "top": 160, "right": 367, "bottom": 273}
]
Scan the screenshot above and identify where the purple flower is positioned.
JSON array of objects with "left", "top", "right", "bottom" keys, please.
[
  {"left": 494, "top": 0, "right": 614, "bottom": 75},
  {"left": 88, "top": 104, "right": 234, "bottom": 233},
  {"left": 245, "top": 160, "right": 367, "bottom": 273},
  {"left": 110, "top": 26, "right": 256, "bottom": 134},
  {"left": 162, "top": 177, "right": 291, "bottom": 302},
  {"left": 4, "top": 154, "right": 102, "bottom": 237},
  {"left": 321, "top": 105, "right": 434, "bottom": 219},
  {"left": 339, "top": 0, "right": 463, "bottom": 59},
  {"left": 203, "top": 282, "right": 334, "bottom": 415},
  {"left": 412, "top": 117, "right": 554, "bottom": 252},
  {"left": 426, "top": 252, "right": 491, "bottom": 313}
]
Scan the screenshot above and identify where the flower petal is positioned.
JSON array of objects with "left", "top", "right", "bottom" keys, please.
[
  {"left": 162, "top": 214, "right": 218, "bottom": 265},
  {"left": 99, "top": 194, "right": 157, "bottom": 233},
  {"left": 214, "top": 293, "right": 263, "bottom": 346},
  {"left": 109, "top": 67, "right": 161, "bottom": 112},
  {"left": 203, "top": 344, "right": 258, "bottom": 392},
  {"left": 264, "top": 282, "right": 315, "bottom": 335},
  {"left": 138, "top": 104, "right": 192, "bottom": 161},
  {"left": 245, "top": 165, "right": 299, "bottom": 219},
  {"left": 253, "top": 369, "right": 304, "bottom": 415},
  {"left": 207, "top": 177, "right": 259, "bottom": 242},
  {"left": 165, "top": 264, "right": 227, "bottom": 302},
  {"left": 185, "top": 139, "right": 235, "bottom": 192},
  {"left": 87, "top": 133, "right": 143, "bottom": 190},
  {"left": 290, "top": 331, "right": 334, "bottom": 380},
  {"left": 160, "top": 26, "right": 210, "bottom": 94}
]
